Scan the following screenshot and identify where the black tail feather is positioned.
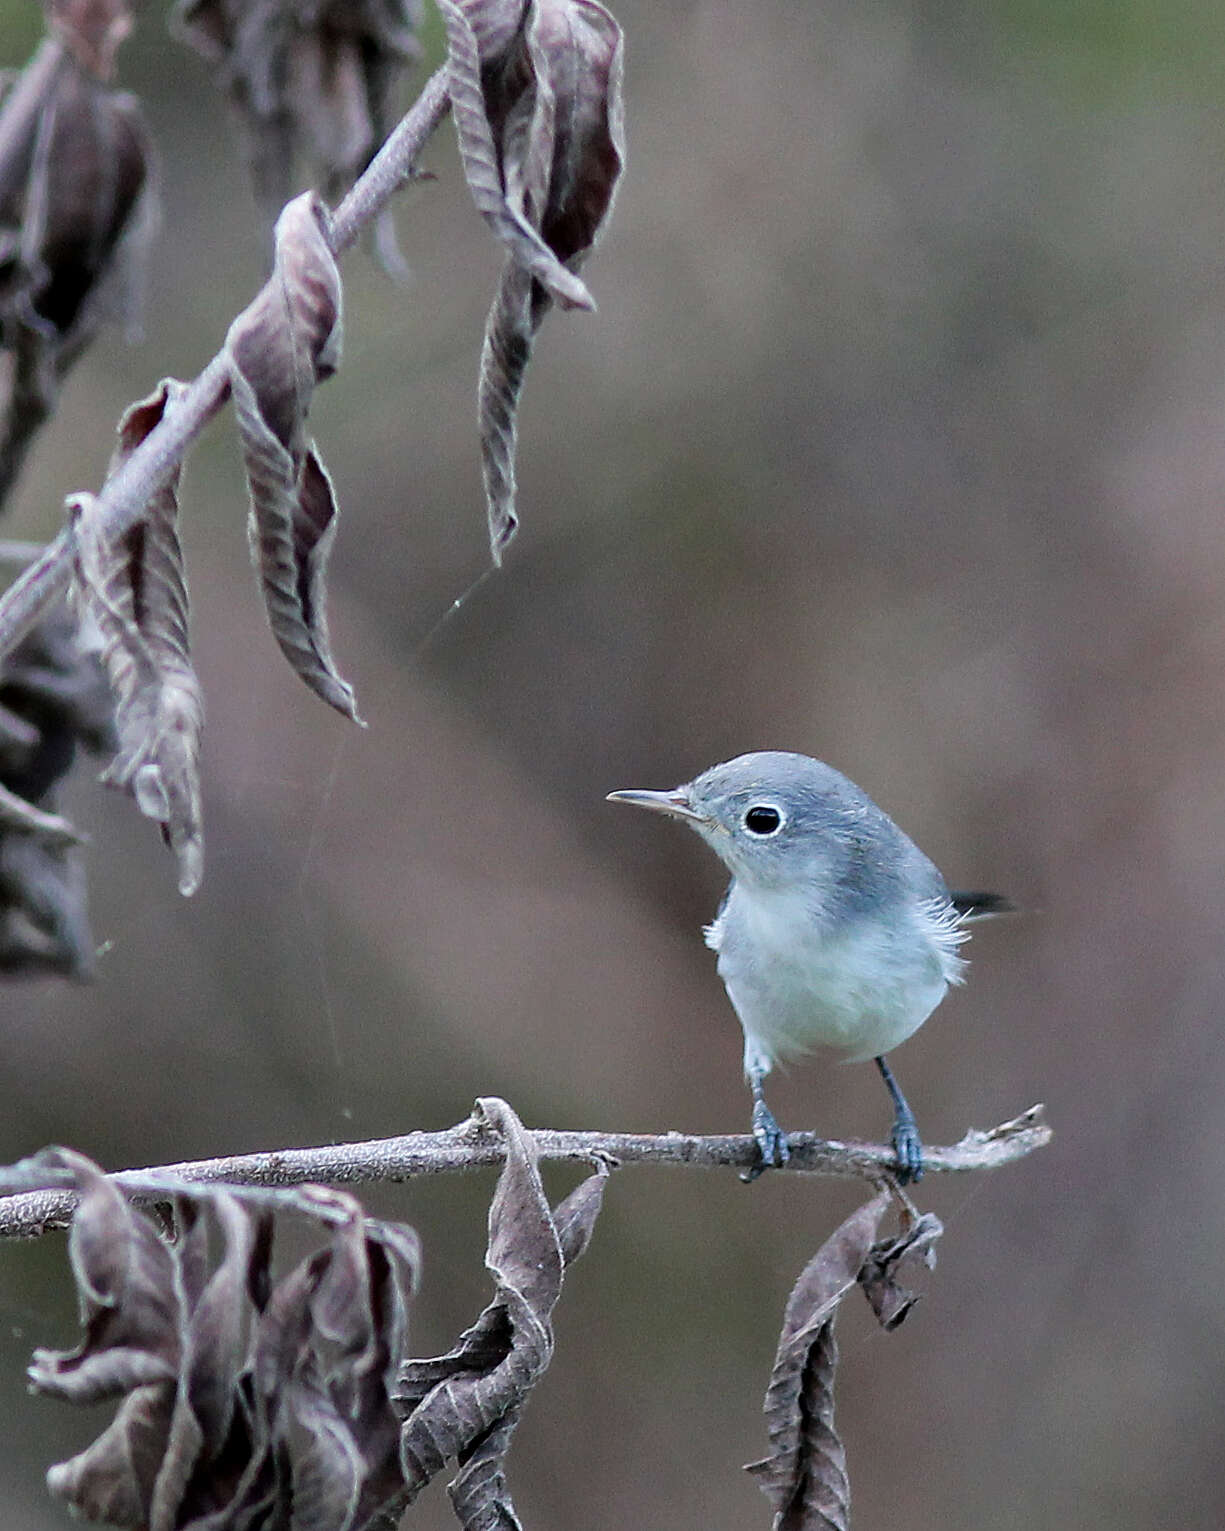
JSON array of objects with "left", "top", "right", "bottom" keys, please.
[{"left": 950, "top": 890, "right": 1016, "bottom": 920}]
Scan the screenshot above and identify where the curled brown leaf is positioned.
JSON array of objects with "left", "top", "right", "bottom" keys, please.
[
  {"left": 746, "top": 1193, "right": 891, "bottom": 1531},
  {"left": 859, "top": 1211, "right": 943, "bottom": 1332},
  {"left": 395, "top": 1096, "right": 609, "bottom": 1527},
  {"left": 440, "top": 0, "right": 596, "bottom": 314},
  {"left": 70, "top": 380, "right": 205, "bottom": 896},
  {"left": 438, "top": 0, "right": 625, "bottom": 559},
  {"left": 226, "top": 190, "right": 362, "bottom": 722},
  {"left": 0, "top": 59, "right": 154, "bottom": 508},
  {"left": 27, "top": 1148, "right": 183, "bottom": 1407}
]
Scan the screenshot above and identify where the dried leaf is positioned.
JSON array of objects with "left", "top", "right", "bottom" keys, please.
[
  {"left": 522, "top": 1, "right": 626, "bottom": 267},
  {"left": 70, "top": 380, "right": 205, "bottom": 896},
  {"left": 449, "top": 1155, "right": 608, "bottom": 1531},
  {"left": 395, "top": 1098, "right": 608, "bottom": 1527},
  {"left": 284, "top": 2, "right": 423, "bottom": 195},
  {"left": 0, "top": 598, "right": 114, "bottom": 781},
  {"left": 295, "top": 1190, "right": 422, "bottom": 1530},
  {"left": 0, "top": 822, "right": 96, "bottom": 975},
  {"left": 226, "top": 190, "right": 362, "bottom": 721},
  {"left": 29, "top": 1166, "right": 254, "bottom": 1527},
  {"left": 0, "top": 61, "right": 155, "bottom": 507},
  {"left": 0, "top": 595, "right": 112, "bottom": 974},
  {"left": 477, "top": 261, "right": 535, "bottom": 559},
  {"left": 240, "top": 1191, "right": 421, "bottom": 1531},
  {"left": 45, "top": 0, "right": 134, "bottom": 80},
  {"left": 172, "top": 0, "right": 423, "bottom": 250},
  {"left": 165, "top": 1195, "right": 257, "bottom": 1477},
  {"left": 27, "top": 1158, "right": 422, "bottom": 1531},
  {"left": 0, "top": 778, "right": 83, "bottom": 841},
  {"left": 745, "top": 1193, "right": 890, "bottom": 1531},
  {"left": 449, "top": 0, "right": 528, "bottom": 63},
  {"left": 438, "top": 0, "right": 625, "bottom": 559},
  {"left": 551, "top": 1155, "right": 610, "bottom": 1265},
  {"left": 858, "top": 1212, "right": 943, "bottom": 1332},
  {"left": 47, "top": 1384, "right": 180, "bottom": 1525},
  {"left": 439, "top": 0, "right": 595, "bottom": 314},
  {"left": 28, "top": 1149, "right": 182, "bottom": 1406}
]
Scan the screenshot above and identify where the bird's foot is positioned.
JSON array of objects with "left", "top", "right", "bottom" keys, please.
[
  {"left": 742, "top": 1100, "right": 790, "bottom": 1183},
  {"left": 891, "top": 1112, "right": 924, "bottom": 1185}
]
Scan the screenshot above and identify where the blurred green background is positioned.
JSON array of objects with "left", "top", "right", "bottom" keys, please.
[{"left": 2, "top": 0, "right": 1223, "bottom": 1524}]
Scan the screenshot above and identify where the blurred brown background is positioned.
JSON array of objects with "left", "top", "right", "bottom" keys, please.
[{"left": 1, "top": 0, "right": 1223, "bottom": 1524}]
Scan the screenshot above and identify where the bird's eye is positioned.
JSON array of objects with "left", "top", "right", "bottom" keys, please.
[{"left": 743, "top": 804, "right": 782, "bottom": 836}]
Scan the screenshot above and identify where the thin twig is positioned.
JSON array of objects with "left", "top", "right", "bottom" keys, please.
[
  {"left": 0, "top": 65, "right": 453, "bottom": 660},
  {"left": 0, "top": 539, "right": 47, "bottom": 562},
  {"left": 0, "top": 1104, "right": 1051, "bottom": 1239}
]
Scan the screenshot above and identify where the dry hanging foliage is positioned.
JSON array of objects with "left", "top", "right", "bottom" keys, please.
[
  {"left": 69, "top": 381, "right": 205, "bottom": 896},
  {"left": 1, "top": 1107, "right": 1002, "bottom": 1531},
  {"left": 173, "top": 0, "right": 424, "bottom": 264},
  {"left": 0, "top": 590, "right": 112, "bottom": 974},
  {"left": 394, "top": 1097, "right": 608, "bottom": 1526},
  {"left": 858, "top": 1206, "right": 943, "bottom": 1333},
  {"left": 0, "top": 7, "right": 153, "bottom": 508},
  {"left": 0, "top": 1103, "right": 1052, "bottom": 1526},
  {"left": 225, "top": 189, "right": 361, "bottom": 722},
  {"left": 0, "top": 2, "right": 155, "bottom": 935},
  {"left": 27, "top": 1146, "right": 420, "bottom": 1530},
  {"left": 439, "top": 0, "right": 625, "bottom": 558},
  {"left": 21, "top": 1099, "right": 610, "bottom": 1530},
  {"left": 0, "top": 0, "right": 627, "bottom": 898},
  {"left": 745, "top": 1195, "right": 944, "bottom": 1531}
]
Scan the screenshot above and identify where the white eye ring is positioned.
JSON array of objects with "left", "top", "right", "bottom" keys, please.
[{"left": 743, "top": 803, "right": 784, "bottom": 836}]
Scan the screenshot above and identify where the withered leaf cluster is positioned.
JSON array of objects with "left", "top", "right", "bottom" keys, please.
[
  {"left": 59, "top": 189, "right": 358, "bottom": 899},
  {"left": 0, "top": 1, "right": 159, "bottom": 953},
  {"left": 70, "top": 381, "right": 205, "bottom": 896},
  {"left": 172, "top": 0, "right": 424, "bottom": 254},
  {"left": 747, "top": 1194, "right": 943, "bottom": 1531},
  {"left": 438, "top": 0, "right": 625, "bottom": 559},
  {"left": 0, "top": 0, "right": 153, "bottom": 508},
  {"left": 0, "top": 0, "right": 628, "bottom": 907},
  {"left": 26, "top": 1098, "right": 608, "bottom": 1530},
  {"left": 28, "top": 1146, "right": 420, "bottom": 1530},
  {"left": 0, "top": 590, "right": 113, "bottom": 975}
]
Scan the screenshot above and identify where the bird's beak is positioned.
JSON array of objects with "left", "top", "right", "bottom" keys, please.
[{"left": 606, "top": 787, "right": 707, "bottom": 824}]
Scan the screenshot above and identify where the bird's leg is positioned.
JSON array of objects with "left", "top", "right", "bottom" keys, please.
[
  {"left": 742, "top": 1059, "right": 790, "bottom": 1183},
  {"left": 875, "top": 1055, "right": 923, "bottom": 1183}
]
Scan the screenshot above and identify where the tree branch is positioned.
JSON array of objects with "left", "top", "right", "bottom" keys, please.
[
  {"left": 0, "top": 64, "right": 453, "bottom": 660},
  {"left": 0, "top": 1103, "right": 1050, "bottom": 1239}
]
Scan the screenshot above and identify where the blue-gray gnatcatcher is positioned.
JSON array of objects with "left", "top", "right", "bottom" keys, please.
[{"left": 608, "top": 751, "right": 1008, "bottom": 1183}]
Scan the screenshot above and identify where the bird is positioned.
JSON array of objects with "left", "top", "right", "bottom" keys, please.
[{"left": 607, "top": 751, "right": 1009, "bottom": 1183}]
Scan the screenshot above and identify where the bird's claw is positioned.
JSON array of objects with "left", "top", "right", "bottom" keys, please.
[
  {"left": 891, "top": 1114, "right": 924, "bottom": 1185},
  {"left": 742, "top": 1100, "right": 790, "bottom": 1182}
]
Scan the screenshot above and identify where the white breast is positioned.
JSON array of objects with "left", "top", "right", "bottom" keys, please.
[{"left": 705, "top": 882, "right": 965, "bottom": 1070}]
